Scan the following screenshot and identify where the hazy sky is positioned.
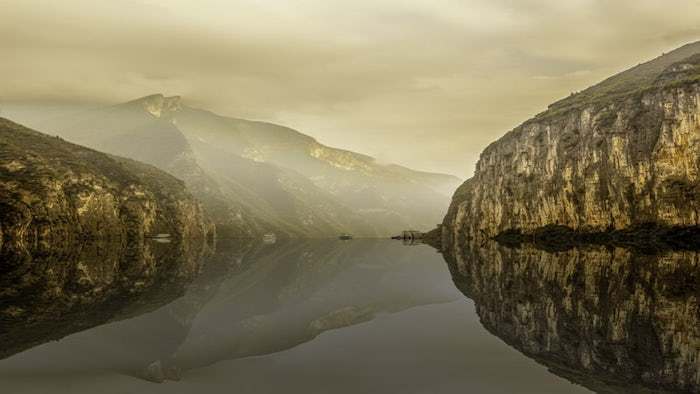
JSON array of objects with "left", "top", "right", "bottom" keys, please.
[{"left": 2, "top": 0, "right": 700, "bottom": 176}]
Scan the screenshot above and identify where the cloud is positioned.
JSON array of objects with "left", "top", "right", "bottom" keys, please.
[{"left": 2, "top": 0, "right": 700, "bottom": 176}]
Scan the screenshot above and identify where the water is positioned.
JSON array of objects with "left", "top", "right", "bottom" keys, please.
[{"left": 0, "top": 238, "right": 697, "bottom": 393}]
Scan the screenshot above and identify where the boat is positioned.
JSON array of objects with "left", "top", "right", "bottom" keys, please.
[
  {"left": 338, "top": 234, "right": 353, "bottom": 240},
  {"left": 263, "top": 233, "right": 277, "bottom": 244}
]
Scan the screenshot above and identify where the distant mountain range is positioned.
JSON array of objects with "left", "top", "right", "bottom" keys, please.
[{"left": 10, "top": 95, "right": 461, "bottom": 237}]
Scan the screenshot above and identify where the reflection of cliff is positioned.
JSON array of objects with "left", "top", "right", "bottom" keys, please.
[
  {"left": 443, "top": 241, "right": 700, "bottom": 393},
  {"left": 0, "top": 237, "right": 210, "bottom": 361}
]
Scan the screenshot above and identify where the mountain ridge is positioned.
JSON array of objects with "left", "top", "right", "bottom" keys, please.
[
  {"left": 9, "top": 96, "right": 461, "bottom": 238},
  {"left": 129, "top": 93, "right": 461, "bottom": 181}
]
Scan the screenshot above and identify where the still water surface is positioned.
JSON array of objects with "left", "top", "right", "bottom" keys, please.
[{"left": 1, "top": 239, "right": 697, "bottom": 393}]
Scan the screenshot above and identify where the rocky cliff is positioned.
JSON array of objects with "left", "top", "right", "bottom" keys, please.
[
  {"left": 443, "top": 241, "right": 700, "bottom": 393},
  {"left": 442, "top": 42, "right": 700, "bottom": 248},
  {"left": 0, "top": 118, "right": 213, "bottom": 250}
]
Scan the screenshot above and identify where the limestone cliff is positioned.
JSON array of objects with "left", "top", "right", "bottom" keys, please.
[
  {"left": 442, "top": 42, "right": 700, "bottom": 247},
  {"left": 0, "top": 118, "right": 213, "bottom": 250}
]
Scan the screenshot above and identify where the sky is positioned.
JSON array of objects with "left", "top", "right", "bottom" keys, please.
[{"left": 2, "top": 0, "right": 700, "bottom": 177}]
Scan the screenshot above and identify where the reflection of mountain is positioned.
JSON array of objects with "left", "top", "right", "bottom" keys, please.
[
  {"left": 0, "top": 238, "right": 210, "bottom": 361},
  {"left": 0, "top": 240, "right": 456, "bottom": 381},
  {"left": 442, "top": 241, "right": 700, "bottom": 393},
  {"left": 11, "top": 95, "right": 461, "bottom": 237},
  {"left": 172, "top": 239, "right": 456, "bottom": 371}
]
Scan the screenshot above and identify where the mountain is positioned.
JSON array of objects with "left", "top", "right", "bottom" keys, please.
[
  {"left": 0, "top": 117, "right": 212, "bottom": 249},
  {"left": 13, "top": 95, "right": 461, "bottom": 238},
  {"left": 440, "top": 41, "right": 700, "bottom": 249}
]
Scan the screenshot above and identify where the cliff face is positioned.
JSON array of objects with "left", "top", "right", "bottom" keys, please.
[
  {"left": 0, "top": 118, "right": 212, "bottom": 249},
  {"left": 443, "top": 241, "right": 700, "bottom": 393},
  {"left": 442, "top": 42, "right": 700, "bottom": 246}
]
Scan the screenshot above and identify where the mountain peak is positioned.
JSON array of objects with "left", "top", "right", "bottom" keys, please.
[{"left": 130, "top": 94, "right": 182, "bottom": 118}]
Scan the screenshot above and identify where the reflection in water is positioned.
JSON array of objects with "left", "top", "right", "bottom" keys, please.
[
  {"left": 0, "top": 238, "right": 210, "bottom": 361},
  {"left": 3, "top": 235, "right": 696, "bottom": 393},
  {"left": 121, "top": 239, "right": 460, "bottom": 380},
  {"left": 0, "top": 239, "right": 459, "bottom": 384},
  {"left": 170, "top": 239, "right": 459, "bottom": 372},
  {"left": 443, "top": 241, "right": 700, "bottom": 393}
]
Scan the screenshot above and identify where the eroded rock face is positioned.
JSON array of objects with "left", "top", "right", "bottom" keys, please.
[
  {"left": 0, "top": 118, "right": 213, "bottom": 250},
  {"left": 443, "top": 241, "right": 700, "bottom": 393},
  {"left": 442, "top": 43, "right": 700, "bottom": 247}
]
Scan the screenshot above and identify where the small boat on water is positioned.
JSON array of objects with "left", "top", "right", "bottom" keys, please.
[
  {"left": 338, "top": 234, "right": 353, "bottom": 240},
  {"left": 263, "top": 233, "right": 277, "bottom": 244}
]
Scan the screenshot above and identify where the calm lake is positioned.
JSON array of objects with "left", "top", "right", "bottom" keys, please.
[{"left": 1, "top": 239, "right": 697, "bottom": 393}]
